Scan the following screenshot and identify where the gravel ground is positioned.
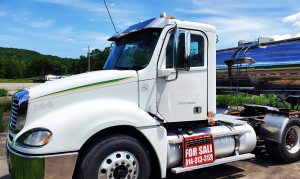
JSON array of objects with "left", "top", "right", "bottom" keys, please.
[
  {"left": 0, "top": 133, "right": 9, "bottom": 179},
  {"left": 0, "top": 83, "right": 39, "bottom": 95},
  {"left": 1, "top": 131, "right": 300, "bottom": 179}
]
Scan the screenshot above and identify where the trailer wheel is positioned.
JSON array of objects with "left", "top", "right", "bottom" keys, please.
[
  {"left": 77, "top": 135, "right": 151, "bottom": 179},
  {"left": 265, "top": 119, "right": 300, "bottom": 163}
]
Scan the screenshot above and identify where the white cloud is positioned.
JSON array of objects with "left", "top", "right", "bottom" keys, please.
[
  {"left": 209, "top": 17, "right": 267, "bottom": 33},
  {"left": 175, "top": 8, "right": 226, "bottom": 16},
  {"left": 175, "top": 0, "right": 298, "bottom": 49},
  {"left": 83, "top": 47, "right": 95, "bottom": 51},
  {"left": 97, "top": 35, "right": 110, "bottom": 41},
  {"left": 7, "top": 26, "right": 23, "bottom": 33},
  {"left": 32, "top": 0, "right": 139, "bottom": 16},
  {"left": 271, "top": 34, "right": 293, "bottom": 41},
  {"left": 32, "top": 27, "right": 76, "bottom": 42},
  {"left": 12, "top": 12, "right": 31, "bottom": 22},
  {"left": 293, "top": 21, "right": 300, "bottom": 28},
  {"left": 271, "top": 33, "right": 300, "bottom": 41},
  {"left": 34, "top": 26, "right": 110, "bottom": 48},
  {"left": 0, "top": 34, "right": 18, "bottom": 41},
  {"left": 31, "top": 0, "right": 133, "bottom": 14},
  {"left": 65, "top": 38, "right": 75, "bottom": 42},
  {"left": 283, "top": 12, "right": 300, "bottom": 28},
  {"left": 32, "top": 0, "right": 105, "bottom": 14},
  {"left": 11, "top": 11, "right": 54, "bottom": 28},
  {"left": 78, "top": 32, "right": 110, "bottom": 43},
  {"left": 283, "top": 12, "right": 300, "bottom": 23},
  {"left": 30, "top": 20, "right": 54, "bottom": 28},
  {"left": 0, "top": 11, "right": 6, "bottom": 17}
]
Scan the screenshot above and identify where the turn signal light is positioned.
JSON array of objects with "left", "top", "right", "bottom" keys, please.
[
  {"left": 16, "top": 128, "right": 52, "bottom": 147},
  {"left": 208, "top": 119, "right": 216, "bottom": 126},
  {"left": 208, "top": 111, "right": 213, "bottom": 118},
  {"left": 43, "top": 133, "right": 52, "bottom": 145}
]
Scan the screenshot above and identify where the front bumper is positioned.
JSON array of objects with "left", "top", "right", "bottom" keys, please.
[{"left": 6, "top": 143, "right": 78, "bottom": 179}]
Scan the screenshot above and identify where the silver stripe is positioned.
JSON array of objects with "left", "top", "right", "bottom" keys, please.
[{"left": 6, "top": 143, "right": 79, "bottom": 159}]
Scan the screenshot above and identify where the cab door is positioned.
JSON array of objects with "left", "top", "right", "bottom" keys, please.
[{"left": 157, "top": 29, "right": 208, "bottom": 123}]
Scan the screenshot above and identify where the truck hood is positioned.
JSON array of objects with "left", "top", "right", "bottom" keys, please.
[{"left": 28, "top": 70, "right": 137, "bottom": 100}]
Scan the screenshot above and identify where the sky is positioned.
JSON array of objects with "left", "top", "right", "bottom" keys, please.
[{"left": 0, "top": 0, "right": 300, "bottom": 58}]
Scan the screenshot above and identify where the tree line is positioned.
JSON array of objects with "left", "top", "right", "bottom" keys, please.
[{"left": 0, "top": 47, "right": 110, "bottom": 79}]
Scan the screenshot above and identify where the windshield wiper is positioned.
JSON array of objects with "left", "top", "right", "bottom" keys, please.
[
  {"left": 115, "top": 66, "right": 141, "bottom": 71},
  {"left": 115, "top": 66, "right": 131, "bottom": 70}
]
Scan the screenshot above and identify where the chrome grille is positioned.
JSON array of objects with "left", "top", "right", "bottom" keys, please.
[
  {"left": 9, "top": 98, "right": 19, "bottom": 130},
  {"left": 9, "top": 90, "right": 29, "bottom": 133}
]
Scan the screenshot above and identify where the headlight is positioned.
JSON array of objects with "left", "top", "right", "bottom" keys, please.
[{"left": 16, "top": 128, "right": 52, "bottom": 147}]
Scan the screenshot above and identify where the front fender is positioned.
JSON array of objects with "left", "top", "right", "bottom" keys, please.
[{"left": 11, "top": 99, "right": 160, "bottom": 154}]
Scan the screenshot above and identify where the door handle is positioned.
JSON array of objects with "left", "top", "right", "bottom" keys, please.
[{"left": 194, "top": 107, "right": 202, "bottom": 114}]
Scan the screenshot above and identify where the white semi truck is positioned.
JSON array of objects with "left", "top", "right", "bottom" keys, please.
[{"left": 6, "top": 13, "right": 300, "bottom": 179}]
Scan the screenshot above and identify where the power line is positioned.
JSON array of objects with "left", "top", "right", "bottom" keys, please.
[{"left": 103, "top": 0, "right": 118, "bottom": 34}]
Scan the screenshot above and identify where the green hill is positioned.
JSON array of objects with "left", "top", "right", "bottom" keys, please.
[{"left": 0, "top": 47, "right": 109, "bottom": 79}]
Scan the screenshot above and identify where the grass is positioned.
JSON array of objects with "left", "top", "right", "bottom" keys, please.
[
  {"left": 0, "top": 110, "right": 9, "bottom": 133},
  {"left": 217, "top": 94, "right": 290, "bottom": 109},
  {"left": 0, "top": 98, "right": 11, "bottom": 132},
  {"left": 0, "top": 88, "right": 8, "bottom": 97},
  {"left": 0, "top": 110, "right": 5, "bottom": 132},
  {"left": 0, "top": 78, "right": 33, "bottom": 83}
]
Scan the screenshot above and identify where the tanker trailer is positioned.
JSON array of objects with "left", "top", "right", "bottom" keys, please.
[{"left": 216, "top": 37, "right": 300, "bottom": 102}]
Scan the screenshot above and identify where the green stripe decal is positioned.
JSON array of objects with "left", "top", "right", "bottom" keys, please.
[{"left": 34, "top": 76, "right": 132, "bottom": 99}]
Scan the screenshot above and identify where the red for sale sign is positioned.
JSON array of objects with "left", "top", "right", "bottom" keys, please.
[{"left": 183, "top": 134, "right": 215, "bottom": 167}]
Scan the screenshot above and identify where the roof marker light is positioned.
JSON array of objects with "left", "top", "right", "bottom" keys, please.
[
  {"left": 167, "top": 16, "right": 175, "bottom": 19},
  {"left": 160, "top": 12, "right": 167, "bottom": 18}
]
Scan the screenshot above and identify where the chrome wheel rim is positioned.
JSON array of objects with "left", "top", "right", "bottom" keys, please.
[
  {"left": 285, "top": 126, "right": 300, "bottom": 154},
  {"left": 98, "top": 151, "right": 139, "bottom": 179}
]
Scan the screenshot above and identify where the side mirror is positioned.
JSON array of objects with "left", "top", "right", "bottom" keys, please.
[
  {"left": 174, "top": 29, "right": 191, "bottom": 71},
  {"left": 109, "top": 43, "right": 115, "bottom": 52}
]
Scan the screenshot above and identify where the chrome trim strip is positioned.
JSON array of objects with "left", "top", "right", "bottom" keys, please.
[
  {"left": 7, "top": 143, "right": 78, "bottom": 179},
  {"left": 171, "top": 153, "right": 255, "bottom": 173},
  {"left": 10, "top": 123, "right": 16, "bottom": 128},
  {"left": 7, "top": 142, "right": 79, "bottom": 159}
]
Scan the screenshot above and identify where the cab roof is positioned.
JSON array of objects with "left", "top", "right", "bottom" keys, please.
[{"left": 108, "top": 13, "right": 216, "bottom": 41}]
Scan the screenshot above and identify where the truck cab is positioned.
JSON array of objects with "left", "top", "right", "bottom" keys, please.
[
  {"left": 104, "top": 13, "right": 216, "bottom": 123},
  {"left": 6, "top": 13, "right": 300, "bottom": 179}
]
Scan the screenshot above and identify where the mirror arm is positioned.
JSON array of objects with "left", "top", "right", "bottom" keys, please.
[{"left": 166, "top": 70, "right": 178, "bottom": 82}]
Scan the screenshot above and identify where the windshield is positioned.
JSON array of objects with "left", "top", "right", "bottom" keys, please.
[{"left": 103, "top": 28, "right": 162, "bottom": 70}]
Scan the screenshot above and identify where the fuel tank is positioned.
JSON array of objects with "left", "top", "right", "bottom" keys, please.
[
  {"left": 166, "top": 123, "right": 257, "bottom": 168},
  {"left": 216, "top": 37, "right": 300, "bottom": 95}
]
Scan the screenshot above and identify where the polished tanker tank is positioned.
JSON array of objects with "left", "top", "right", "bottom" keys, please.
[{"left": 216, "top": 37, "right": 300, "bottom": 96}]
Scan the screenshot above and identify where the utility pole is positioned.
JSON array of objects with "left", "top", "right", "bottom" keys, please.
[{"left": 88, "top": 46, "right": 90, "bottom": 72}]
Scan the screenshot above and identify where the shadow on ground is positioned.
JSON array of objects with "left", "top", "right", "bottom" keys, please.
[
  {"left": 0, "top": 174, "right": 11, "bottom": 179},
  {"left": 166, "top": 164, "right": 246, "bottom": 179}
]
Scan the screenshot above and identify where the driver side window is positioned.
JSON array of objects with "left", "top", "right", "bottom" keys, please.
[
  {"left": 190, "top": 35, "right": 205, "bottom": 67},
  {"left": 166, "top": 32, "right": 205, "bottom": 68},
  {"left": 166, "top": 33, "right": 174, "bottom": 68}
]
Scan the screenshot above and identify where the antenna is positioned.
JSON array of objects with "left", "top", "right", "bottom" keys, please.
[
  {"left": 88, "top": 46, "right": 90, "bottom": 72},
  {"left": 103, "top": 0, "right": 118, "bottom": 34}
]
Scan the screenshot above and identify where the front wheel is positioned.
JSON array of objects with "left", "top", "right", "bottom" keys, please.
[
  {"left": 76, "top": 135, "right": 151, "bottom": 179},
  {"left": 265, "top": 119, "right": 300, "bottom": 163}
]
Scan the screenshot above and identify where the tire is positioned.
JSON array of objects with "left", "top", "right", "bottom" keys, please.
[
  {"left": 265, "top": 119, "right": 300, "bottom": 163},
  {"left": 76, "top": 135, "right": 151, "bottom": 179}
]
